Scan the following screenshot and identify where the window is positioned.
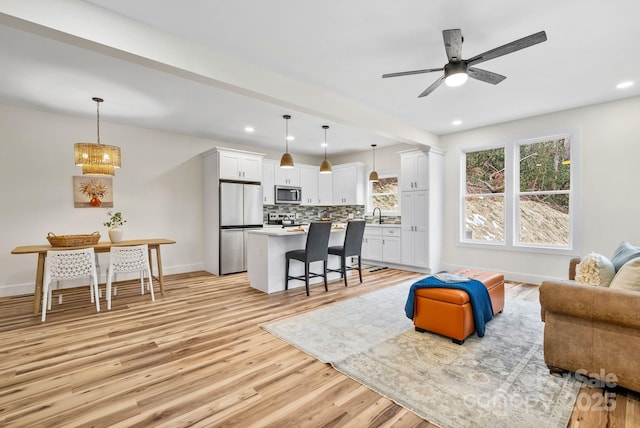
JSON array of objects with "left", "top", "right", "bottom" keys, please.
[
  {"left": 369, "top": 174, "right": 399, "bottom": 214},
  {"left": 462, "top": 134, "right": 575, "bottom": 252},
  {"left": 517, "top": 137, "right": 571, "bottom": 247},
  {"left": 464, "top": 147, "right": 505, "bottom": 243}
]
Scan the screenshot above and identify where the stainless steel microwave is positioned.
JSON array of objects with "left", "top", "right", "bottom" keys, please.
[{"left": 275, "top": 185, "right": 302, "bottom": 204}]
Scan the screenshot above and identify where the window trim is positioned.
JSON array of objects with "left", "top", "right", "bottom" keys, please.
[
  {"left": 458, "top": 132, "right": 580, "bottom": 255},
  {"left": 368, "top": 172, "right": 400, "bottom": 215}
]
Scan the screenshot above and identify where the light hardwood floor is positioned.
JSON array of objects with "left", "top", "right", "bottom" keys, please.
[{"left": 0, "top": 268, "right": 638, "bottom": 427}]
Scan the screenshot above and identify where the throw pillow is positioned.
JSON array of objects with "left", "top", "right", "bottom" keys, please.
[
  {"left": 609, "top": 258, "right": 640, "bottom": 292},
  {"left": 575, "top": 252, "right": 615, "bottom": 287},
  {"left": 611, "top": 241, "right": 640, "bottom": 272}
]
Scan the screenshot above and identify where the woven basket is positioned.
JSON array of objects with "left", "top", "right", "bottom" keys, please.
[{"left": 47, "top": 231, "right": 101, "bottom": 247}]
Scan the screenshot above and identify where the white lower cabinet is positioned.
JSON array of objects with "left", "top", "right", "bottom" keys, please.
[
  {"left": 362, "top": 225, "right": 401, "bottom": 264},
  {"left": 362, "top": 229, "right": 383, "bottom": 260}
]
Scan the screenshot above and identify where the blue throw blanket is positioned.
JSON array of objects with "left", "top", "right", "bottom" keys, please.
[{"left": 404, "top": 276, "right": 494, "bottom": 337}]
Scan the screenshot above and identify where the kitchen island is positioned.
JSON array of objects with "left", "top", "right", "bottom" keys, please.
[{"left": 247, "top": 226, "right": 346, "bottom": 294}]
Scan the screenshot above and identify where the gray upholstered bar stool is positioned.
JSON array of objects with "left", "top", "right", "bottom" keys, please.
[
  {"left": 328, "top": 220, "right": 366, "bottom": 286},
  {"left": 285, "top": 222, "right": 332, "bottom": 296}
]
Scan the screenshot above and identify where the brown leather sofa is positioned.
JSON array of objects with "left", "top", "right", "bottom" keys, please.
[{"left": 539, "top": 258, "right": 640, "bottom": 392}]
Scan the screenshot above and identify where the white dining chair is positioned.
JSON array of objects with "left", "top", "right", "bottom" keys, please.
[
  {"left": 42, "top": 247, "right": 100, "bottom": 321},
  {"left": 106, "top": 244, "right": 154, "bottom": 310}
]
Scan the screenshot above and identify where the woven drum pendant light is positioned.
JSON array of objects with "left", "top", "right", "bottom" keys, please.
[
  {"left": 279, "top": 114, "right": 294, "bottom": 169},
  {"left": 74, "top": 97, "right": 121, "bottom": 176},
  {"left": 368, "top": 144, "right": 379, "bottom": 182},
  {"left": 319, "top": 125, "right": 332, "bottom": 174}
]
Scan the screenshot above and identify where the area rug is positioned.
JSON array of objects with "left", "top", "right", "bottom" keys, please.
[{"left": 261, "top": 280, "right": 581, "bottom": 428}]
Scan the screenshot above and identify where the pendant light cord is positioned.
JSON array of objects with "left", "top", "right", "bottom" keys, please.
[
  {"left": 285, "top": 117, "right": 289, "bottom": 153},
  {"left": 96, "top": 99, "right": 101, "bottom": 144},
  {"left": 373, "top": 144, "right": 376, "bottom": 169},
  {"left": 324, "top": 127, "right": 328, "bottom": 160}
]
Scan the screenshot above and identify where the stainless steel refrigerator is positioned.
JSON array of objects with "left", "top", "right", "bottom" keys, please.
[{"left": 219, "top": 182, "right": 263, "bottom": 274}]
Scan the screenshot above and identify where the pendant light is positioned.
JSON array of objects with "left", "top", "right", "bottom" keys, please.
[
  {"left": 319, "top": 125, "right": 332, "bottom": 174},
  {"left": 74, "top": 97, "right": 121, "bottom": 176},
  {"left": 279, "top": 114, "right": 294, "bottom": 169},
  {"left": 369, "top": 144, "right": 379, "bottom": 182}
]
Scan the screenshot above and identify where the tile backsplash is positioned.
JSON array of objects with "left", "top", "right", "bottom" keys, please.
[{"left": 263, "top": 205, "right": 401, "bottom": 224}]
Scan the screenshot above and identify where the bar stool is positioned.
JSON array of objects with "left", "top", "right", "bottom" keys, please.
[
  {"left": 106, "top": 244, "right": 154, "bottom": 310},
  {"left": 42, "top": 247, "right": 100, "bottom": 321},
  {"left": 285, "top": 222, "right": 332, "bottom": 296},
  {"left": 328, "top": 220, "right": 366, "bottom": 286}
]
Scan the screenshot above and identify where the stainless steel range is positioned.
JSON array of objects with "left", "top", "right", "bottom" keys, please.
[{"left": 268, "top": 213, "right": 306, "bottom": 228}]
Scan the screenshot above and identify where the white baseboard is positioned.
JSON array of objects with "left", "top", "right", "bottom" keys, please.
[
  {"left": 0, "top": 263, "right": 206, "bottom": 298},
  {"left": 361, "top": 259, "right": 432, "bottom": 275},
  {"left": 441, "top": 263, "right": 550, "bottom": 285}
]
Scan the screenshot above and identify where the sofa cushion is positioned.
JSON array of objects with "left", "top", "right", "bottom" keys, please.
[
  {"left": 609, "top": 258, "right": 640, "bottom": 292},
  {"left": 575, "top": 253, "right": 615, "bottom": 287},
  {"left": 611, "top": 241, "right": 640, "bottom": 272}
]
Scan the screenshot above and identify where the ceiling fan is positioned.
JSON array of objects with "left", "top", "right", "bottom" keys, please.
[{"left": 382, "top": 29, "right": 547, "bottom": 98}]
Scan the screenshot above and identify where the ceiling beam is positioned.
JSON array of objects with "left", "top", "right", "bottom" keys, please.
[{"left": 0, "top": 0, "right": 439, "bottom": 147}]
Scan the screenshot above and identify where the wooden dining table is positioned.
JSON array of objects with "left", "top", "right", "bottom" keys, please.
[{"left": 11, "top": 238, "right": 176, "bottom": 316}]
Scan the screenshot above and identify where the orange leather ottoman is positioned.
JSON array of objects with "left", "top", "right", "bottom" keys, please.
[{"left": 413, "top": 269, "right": 505, "bottom": 344}]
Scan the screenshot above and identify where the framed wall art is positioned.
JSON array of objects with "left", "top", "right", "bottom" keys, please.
[{"left": 73, "top": 176, "right": 114, "bottom": 208}]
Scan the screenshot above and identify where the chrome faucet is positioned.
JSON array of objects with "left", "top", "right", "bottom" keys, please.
[{"left": 372, "top": 207, "right": 382, "bottom": 224}]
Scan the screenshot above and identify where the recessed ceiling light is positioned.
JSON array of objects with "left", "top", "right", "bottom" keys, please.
[
  {"left": 321, "top": 142, "right": 328, "bottom": 147},
  {"left": 452, "top": 119, "right": 462, "bottom": 126},
  {"left": 616, "top": 81, "right": 634, "bottom": 89},
  {"left": 286, "top": 136, "right": 295, "bottom": 141},
  {"left": 244, "top": 126, "right": 254, "bottom": 133}
]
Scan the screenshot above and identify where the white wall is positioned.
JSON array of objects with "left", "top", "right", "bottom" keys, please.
[
  {"left": 4, "top": 96, "right": 638, "bottom": 295},
  {"left": 329, "top": 142, "right": 417, "bottom": 177},
  {"left": 440, "top": 96, "right": 640, "bottom": 284},
  {"left": 0, "top": 103, "right": 235, "bottom": 296}
]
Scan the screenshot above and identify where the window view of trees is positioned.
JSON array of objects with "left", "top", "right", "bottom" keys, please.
[
  {"left": 465, "top": 147, "right": 505, "bottom": 243},
  {"left": 463, "top": 136, "right": 572, "bottom": 248},
  {"left": 518, "top": 138, "right": 570, "bottom": 245},
  {"left": 371, "top": 176, "right": 399, "bottom": 212}
]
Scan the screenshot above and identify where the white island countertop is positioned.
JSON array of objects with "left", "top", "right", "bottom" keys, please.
[
  {"left": 247, "top": 225, "right": 346, "bottom": 294},
  {"left": 251, "top": 225, "right": 346, "bottom": 237}
]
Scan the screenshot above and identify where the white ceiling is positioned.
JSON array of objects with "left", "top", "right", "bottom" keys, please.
[{"left": 1, "top": 0, "right": 639, "bottom": 156}]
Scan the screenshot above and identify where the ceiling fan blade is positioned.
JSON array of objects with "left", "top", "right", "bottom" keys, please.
[
  {"left": 467, "top": 31, "right": 547, "bottom": 66},
  {"left": 467, "top": 67, "right": 507, "bottom": 85},
  {"left": 382, "top": 68, "right": 443, "bottom": 78},
  {"left": 418, "top": 75, "right": 445, "bottom": 98},
  {"left": 443, "top": 29, "right": 463, "bottom": 62}
]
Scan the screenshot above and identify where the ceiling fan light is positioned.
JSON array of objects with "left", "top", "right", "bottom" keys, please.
[{"left": 445, "top": 72, "right": 468, "bottom": 87}]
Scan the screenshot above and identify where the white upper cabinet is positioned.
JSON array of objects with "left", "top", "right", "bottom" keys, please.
[
  {"left": 332, "top": 163, "right": 365, "bottom": 205},
  {"left": 299, "top": 165, "right": 319, "bottom": 205},
  {"left": 262, "top": 159, "right": 275, "bottom": 205},
  {"left": 318, "top": 171, "right": 333, "bottom": 206},
  {"left": 274, "top": 165, "right": 300, "bottom": 186},
  {"left": 218, "top": 148, "right": 263, "bottom": 182},
  {"left": 400, "top": 150, "right": 429, "bottom": 191}
]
